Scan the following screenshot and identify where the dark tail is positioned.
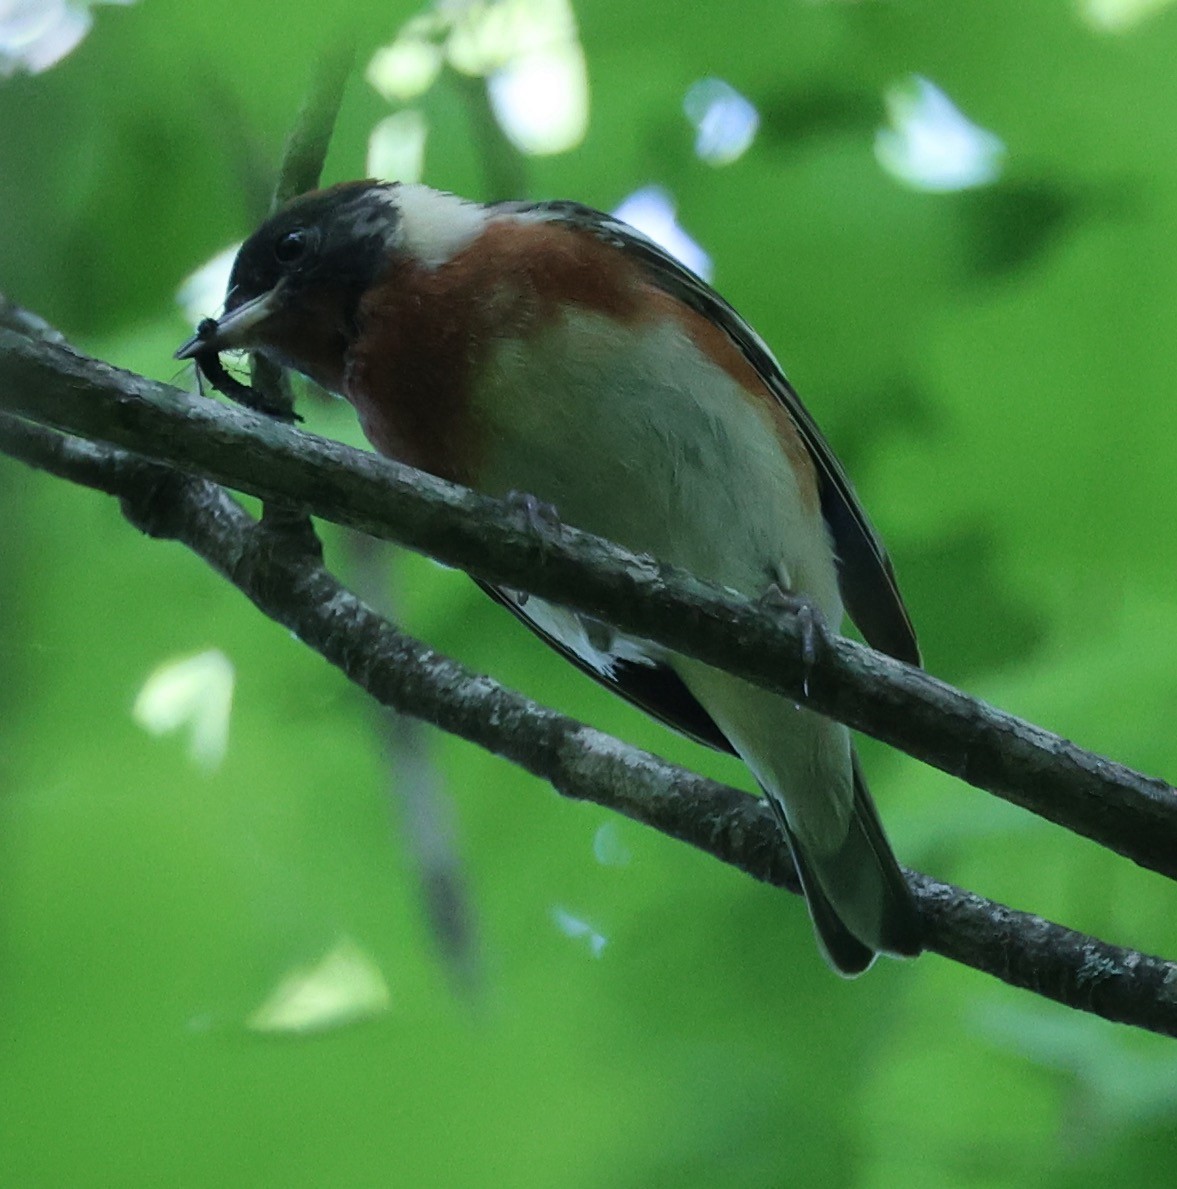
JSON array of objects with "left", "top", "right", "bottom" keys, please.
[{"left": 775, "top": 753, "right": 923, "bottom": 976}]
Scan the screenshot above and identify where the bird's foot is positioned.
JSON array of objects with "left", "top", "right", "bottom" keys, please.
[
  {"left": 504, "top": 491, "right": 563, "bottom": 607},
  {"left": 505, "top": 490, "right": 562, "bottom": 536},
  {"left": 757, "top": 581, "right": 826, "bottom": 697}
]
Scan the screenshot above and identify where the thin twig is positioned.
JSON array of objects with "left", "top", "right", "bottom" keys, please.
[
  {"left": 273, "top": 40, "right": 357, "bottom": 207},
  {"left": 347, "top": 532, "right": 484, "bottom": 996}
]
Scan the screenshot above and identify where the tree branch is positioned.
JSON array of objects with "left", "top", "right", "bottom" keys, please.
[
  {"left": 3, "top": 408, "right": 1177, "bottom": 1037},
  {"left": 1, "top": 327, "right": 1175, "bottom": 883}
]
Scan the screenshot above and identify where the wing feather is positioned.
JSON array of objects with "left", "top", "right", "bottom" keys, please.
[{"left": 475, "top": 580, "right": 735, "bottom": 754}]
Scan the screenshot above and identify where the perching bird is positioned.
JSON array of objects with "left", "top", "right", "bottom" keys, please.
[{"left": 177, "top": 180, "right": 923, "bottom": 974}]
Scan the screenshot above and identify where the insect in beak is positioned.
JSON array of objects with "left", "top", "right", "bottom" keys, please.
[
  {"left": 175, "top": 286, "right": 283, "bottom": 360},
  {"left": 175, "top": 289, "right": 300, "bottom": 422}
]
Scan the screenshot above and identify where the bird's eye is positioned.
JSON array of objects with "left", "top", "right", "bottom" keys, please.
[{"left": 274, "top": 228, "right": 310, "bottom": 266}]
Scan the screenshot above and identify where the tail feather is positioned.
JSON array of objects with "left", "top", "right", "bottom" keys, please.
[
  {"left": 778, "top": 814, "right": 876, "bottom": 976},
  {"left": 770, "top": 752, "right": 922, "bottom": 976},
  {"left": 845, "top": 752, "right": 923, "bottom": 959},
  {"left": 671, "top": 658, "right": 920, "bottom": 973}
]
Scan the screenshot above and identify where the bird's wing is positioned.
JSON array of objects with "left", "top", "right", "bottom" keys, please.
[
  {"left": 474, "top": 580, "right": 735, "bottom": 754},
  {"left": 495, "top": 199, "right": 921, "bottom": 669}
]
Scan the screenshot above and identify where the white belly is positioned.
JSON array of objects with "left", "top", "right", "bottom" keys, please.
[{"left": 472, "top": 309, "right": 842, "bottom": 618}]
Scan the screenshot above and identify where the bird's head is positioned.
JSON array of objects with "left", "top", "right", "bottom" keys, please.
[{"left": 175, "top": 180, "right": 404, "bottom": 390}]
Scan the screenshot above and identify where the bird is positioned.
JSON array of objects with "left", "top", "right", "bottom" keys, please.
[{"left": 176, "top": 179, "right": 923, "bottom": 974}]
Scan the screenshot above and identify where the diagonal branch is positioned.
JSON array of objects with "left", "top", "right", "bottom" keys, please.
[
  {"left": 1, "top": 327, "right": 1175, "bottom": 882},
  {"left": 3, "top": 410, "right": 1177, "bottom": 1036}
]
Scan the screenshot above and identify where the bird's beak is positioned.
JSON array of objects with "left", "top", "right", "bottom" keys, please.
[{"left": 174, "top": 287, "right": 282, "bottom": 360}]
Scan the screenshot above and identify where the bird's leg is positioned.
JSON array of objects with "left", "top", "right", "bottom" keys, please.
[
  {"left": 505, "top": 489, "right": 562, "bottom": 535},
  {"left": 758, "top": 565, "right": 826, "bottom": 697},
  {"left": 503, "top": 490, "right": 563, "bottom": 607}
]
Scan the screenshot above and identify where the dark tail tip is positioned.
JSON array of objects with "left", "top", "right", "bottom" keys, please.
[
  {"left": 785, "top": 830, "right": 877, "bottom": 977},
  {"left": 773, "top": 755, "right": 923, "bottom": 976}
]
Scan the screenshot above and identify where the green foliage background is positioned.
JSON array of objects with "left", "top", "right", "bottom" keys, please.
[{"left": 4, "top": 1, "right": 1177, "bottom": 1184}]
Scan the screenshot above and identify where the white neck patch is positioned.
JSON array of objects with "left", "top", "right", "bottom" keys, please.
[{"left": 384, "top": 183, "right": 488, "bottom": 269}]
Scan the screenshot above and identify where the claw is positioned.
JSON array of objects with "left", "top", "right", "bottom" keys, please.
[
  {"left": 506, "top": 490, "right": 561, "bottom": 537},
  {"left": 757, "top": 581, "right": 826, "bottom": 699}
]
